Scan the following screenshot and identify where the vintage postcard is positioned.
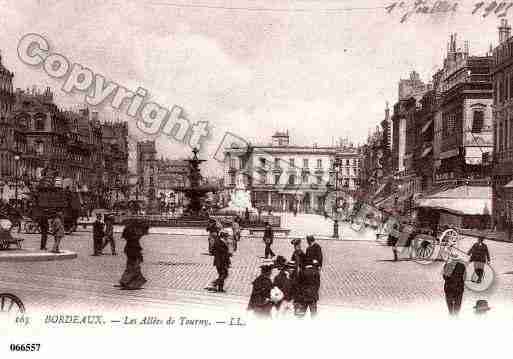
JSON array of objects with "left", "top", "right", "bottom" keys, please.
[{"left": 0, "top": 0, "right": 512, "bottom": 357}]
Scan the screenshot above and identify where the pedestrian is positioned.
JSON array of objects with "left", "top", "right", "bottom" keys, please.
[
  {"left": 206, "top": 218, "right": 221, "bottom": 255},
  {"left": 119, "top": 220, "right": 149, "bottom": 290},
  {"left": 272, "top": 256, "right": 294, "bottom": 317},
  {"left": 247, "top": 264, "right": 274, "bottom": 318},
  {"left": 467, "top": 236, "right": 491, "bottom": 284},
  {"left": 92, "top": 213, "right": 105, "bottom": 256},
  {"left": 39, "top": 211, "right": 49, "bottom": 251},
  {"left": 290, "top": 239, "right": 305, "bottom": 285},
  {"left": 263, "top": 221, "right": 275, "bottom": 259},
  {"left": 392, "top": 219, "right": 418, "bottom": 261},
  {"left": 231, "top": 216, "right": 241, "bottom": 252},
  {"left": 102, "top": 214, "right": 117, "bottom": 255},
  {"left": 51, "top": 212, "right": 65, "bottom": 254},
  {"left": 207, "top": 229, "right": 231, "bottom": 293},
  {"left": 293, "top": 259, "right": 320, "bottom": 318},
  {"left": 442, "top": 252, "right": 466, "bottom": 316},
  {"left": 305, "top": 235, "right": 323, "bottom": 270}
]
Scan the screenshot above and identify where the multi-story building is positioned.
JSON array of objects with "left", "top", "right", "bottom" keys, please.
[
  {"left": 0, "top": 53, "right": 14, "bottom": 116},
  {"left": 392, "top": 71, "right": 431, "bottom": 174},
  {"left": 413, "top": 90, "right": 436, "bottom": 192},
  {"left": 381, "top": 102, "right": 393, "bottom": 152},
  {"left": 136, "top": 140, "right": 157, "bottom": 199},
  {"left": 223, "top": 131, "right": 360, "bottom": 213},
  {"left": 101, "top": 120, "right": 129, "bottom": 198},
  {"left": 433, "top": 34, "right": 493, "bottom": 183},
  {"left": 491, "top": 19, "right": 513, "bottom": 228}
]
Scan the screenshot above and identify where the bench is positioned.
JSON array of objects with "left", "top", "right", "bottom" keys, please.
[{"left": 0, "top": 230, "right": 24, "bottom": 250}]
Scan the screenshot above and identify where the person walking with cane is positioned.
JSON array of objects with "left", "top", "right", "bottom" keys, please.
[
  {"left": 263, "top": 221, "right": 275, "bottom": 259},
  {"left": 92, "top": 213, "right": 105, "bottom": 256},
  {"left": 102, "top": 214, "right": 117, "bottom": 255},
  {"left": 467, "top": 236, "right": 491, "bottom": 284}
]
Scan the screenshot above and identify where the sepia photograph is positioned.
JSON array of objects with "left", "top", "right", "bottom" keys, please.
[{"left": 0, "top": 0, "right": 512, "bottom": 357}]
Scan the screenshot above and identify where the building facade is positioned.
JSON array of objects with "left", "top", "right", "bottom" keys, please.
[
  {"left": 492, "top": 19, "right": 513, "bottom": 228},
  {"left": 223, "top": 132, "right": 360, "bottom": 213}
]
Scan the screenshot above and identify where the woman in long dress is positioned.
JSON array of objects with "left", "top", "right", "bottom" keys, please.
[{"left": 119, "top": 220, "right": 149, "bottom": 290}]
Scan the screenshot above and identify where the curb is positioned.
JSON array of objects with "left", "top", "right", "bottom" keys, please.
[{"left": 0, "top": 250, "right": 78, "bottom": 263}]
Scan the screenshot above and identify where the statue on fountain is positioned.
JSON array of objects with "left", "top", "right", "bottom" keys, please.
[{"left": 219, "top": 173, "right": 257, "bottom": 215}]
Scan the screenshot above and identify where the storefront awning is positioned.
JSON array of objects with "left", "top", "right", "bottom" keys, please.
[{"left": 416, "top": 185, "right": 491, "bottom": 216}]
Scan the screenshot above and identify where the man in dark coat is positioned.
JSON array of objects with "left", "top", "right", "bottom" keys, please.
[
  {"left": 209, "top": 230, "right": 231, "bottom": 293},
  {"left": 294, "top": 259, "right": 320, "bottom": 318},
  {"left": 92, "top": 213, "right": 105, "bottom": 256},
  {"left": 467, "top": 236, "right": 491, "bottom": 284},
  {"left": 263, "top": 222, "right": 275, "bottom": 259},
  {"left": 442, "top": 253, "right": 466, "bottom": 316},
  {"left": 39, "top": 212, "right": 49, "bottom": 250},
  {"left": 247, "top": 264, "right": 274, "bottom": 318},
  {"left": 305, "top": 235, "right": 323, "bottom": 269}
]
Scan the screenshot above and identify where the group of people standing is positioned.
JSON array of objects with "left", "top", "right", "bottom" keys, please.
[
  {"left": 92, "top": 213, "right": 117, "bottom": 256},
  {"left": 247, "top": 235, "right": 323, "bottom": 319},
  {"left": 38, "top": 211, "right": 65, "bottom": 253}
]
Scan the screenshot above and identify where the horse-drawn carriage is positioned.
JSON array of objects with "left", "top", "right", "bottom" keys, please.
[
  {"left": 24, "top": 184, "right": 81, "bottom": 235},
  {"left": 376, "top": 218, "right": 460, "bottom": 262}
]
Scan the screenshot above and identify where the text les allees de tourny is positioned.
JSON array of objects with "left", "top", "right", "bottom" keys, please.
[{"left": 31, "top": 314, "right": 245, "bottom": 327}]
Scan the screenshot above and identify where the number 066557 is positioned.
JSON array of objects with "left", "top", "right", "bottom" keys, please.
[{"left": 10, "top": 344, "right": 40, "bottom": 351}]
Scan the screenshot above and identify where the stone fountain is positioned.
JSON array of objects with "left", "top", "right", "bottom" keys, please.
[{"left": 177, "top": 148, "right": 218, "bottom": 217}]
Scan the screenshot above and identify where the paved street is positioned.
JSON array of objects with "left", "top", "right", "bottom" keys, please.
[{"left": 1, "top": 222, "right": 513, "bottom": 319}]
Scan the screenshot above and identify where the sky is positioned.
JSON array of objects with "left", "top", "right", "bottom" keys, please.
[{"left": 0, "top": 0, "right": 508, "bottom": 176}]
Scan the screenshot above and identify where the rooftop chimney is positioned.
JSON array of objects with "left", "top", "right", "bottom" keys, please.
[{"left": 499, "top": 19, "right": 511, "bottom": 43}]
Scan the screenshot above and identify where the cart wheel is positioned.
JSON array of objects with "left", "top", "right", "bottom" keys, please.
[
  {"left": 0, "top": 293, "right": 25, "bottom": 314},
  {"left": 412, "top": 235, "right": 440, "bottom": 264},
  {"left": 439, "top": 229, "right": 459, "bottom": 260}
]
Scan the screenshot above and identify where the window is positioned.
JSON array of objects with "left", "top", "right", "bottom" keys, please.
[
  {"left": 288, "top": 175, "right": 295, "bottom": 185},
  {"left": 274, "top": 158, "right": 280, "bottom": 168},
  {"left": 274, "top": 174, "right": 280, "bottom": 185},
  {"left": 259, "top": 173, "right": 266, "bottom": 185},
  {"left": 34, "top": 141, "right": 42, "bottom": 154},
  {"left": 316, "top": 159, "right": 322, "bottom": 168},
  {"left": 472, "top": 111, "right": 484, "bottom": 133},
  {"left": 259, "top": 157, "right": 266, "bottom": 167},
  {"left": 303, "top": 158, "right": 308, "bottom": 168},
  {"left": 35, "top": 117, "right": 45, "bottom": 131},
  {"left": 230, "top": 173, "right": 236, "bottom": 185},
  {"left": 316, "top": 176, "right": 322, "bottom": 185},
  {"left": 301, "top": 172, "right": 308, "bottom": 184},
  {"left": 289, "top": 158, "right": 295, "bottom": 167}
]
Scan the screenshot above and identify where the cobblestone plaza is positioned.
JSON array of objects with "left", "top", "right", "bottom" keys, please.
[{"left": 2, "top": 216, "right": 513, "bottom": 319}]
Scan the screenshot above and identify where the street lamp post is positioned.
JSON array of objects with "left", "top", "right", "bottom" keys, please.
[
  {"left": 333, "top": 158, "right": 341, "bottom": 239},
  {"left": 14, "top": 154, "right": 20, "bottom": 208}
]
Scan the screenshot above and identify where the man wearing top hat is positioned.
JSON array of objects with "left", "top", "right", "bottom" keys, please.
[{"left": 209, "top": 229, "right": 231, "bottom": 293}]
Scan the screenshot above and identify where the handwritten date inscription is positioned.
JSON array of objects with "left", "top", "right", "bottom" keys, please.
[{"left": 386, "top": 1, "right": 513, "bottom": 23}]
